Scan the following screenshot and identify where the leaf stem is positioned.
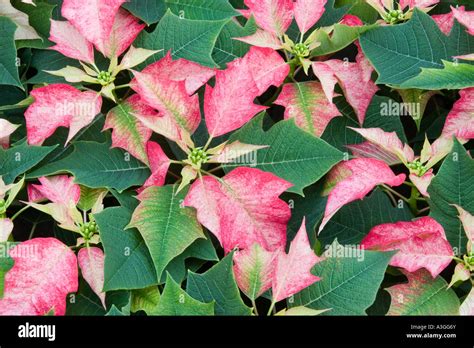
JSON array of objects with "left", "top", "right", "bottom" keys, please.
[
  {"left": 381, "top": 185, "right": 409, "bottom": 203},
  {"left": 267, "top": 301, "right": 276, "bottom": 316},
  {"left": 11, "top": 205, "right": 30, "bottom": 221},
  {"left": 28, "top": 223, "right": 37, "bottom": 240},
  {"left": 251, "top": 299, "right": 259, "bottom": 316}
]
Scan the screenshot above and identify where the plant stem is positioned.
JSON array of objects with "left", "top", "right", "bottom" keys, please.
[
  {"left": 251, "top": 299, "right": 259, "bottom": 316},
  {"left": 408, "top": 186, "right": 420, "bottom": 213},
  {"left": 11, "top": 205, "right": 30, "bottom": 221},
  {"left": 114, "top": 84, "right": 130, "bottom": 90},
  {"left": 381, "top": 185, "right": 409, "bottom": 203},
  {"left": 267, "top": 301, "right": 276, "bottom": 316},
  {"left": 418, "top": 206, "right": 430, "bottom": 214},
  {"left": 28, "top": 223, "right": 37, "bottom": 240}
]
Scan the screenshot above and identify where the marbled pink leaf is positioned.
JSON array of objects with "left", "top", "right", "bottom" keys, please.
[
  {"left": 246, "top": 47, "right": 290, "bottom": 95},
  {"left": 441, "top": 88, "right": 474, "bottom": 141},
  {"left": 49, "top": 20, "right": 95, "bottom": 64},
  {"left": 274, "top": 82, "right": 341, "bottom": 136},
  {"left": 137, "top": 52, "right": 215, "bottom": 95},
  {"left": 312, "top": 46, "right": 378, "bottom": 125},
  {"left": 27, "top": 175, "right": 81, "bottom": 206},
  {"left": 409, "top": 170, "right": 434, "bottom": 197},
  {"left": 25, "top": 84, "right": 102, "bottom": 145},
  {"left": 78, "top": 247, "right": 105, "bottom": 307},
  {"left": 141, "top": 141, "right": 170, "bottom": 190},
  {"left": 204, "top": 47, "right": 288, "bottom": 137},
  {"left": 103, "top": 94, "right": 153, "bottom": 165},
  {"left": 233, "top": 242, "right": 275, "bottom": 300},
  {"left": 0, "top": 219, "right": 13, "bottom": 242},
  {"left": 452, "top": 5, "right": 474, "bottom": 35},
  {"left": 184, "top": 167, "right": 292, "bottom": 253},
  {"left": 294, "top": 0, "right": 326, "bottom": 34},
  {"left": 0, "top": 119, "right": 19, "bottom": 149},
  {"left": 340, "top": 14, "right": 364, "bottom": 26},
  {"left": 319, "top": 158, "right": 406, "bottom": 232},
  {"left": 0, "top": 238, "right": 78, "bottom": 315},
  {"left": 272, "top": 221, "right": 321, "bottom": 302},
  {"left": 103, "top": 8, "right": 145, "bottom": 58},
  {"left": 243, "top": 0, "right": 294, "bottom": 36},
  {"left": 62, "top": 0, "right": 126, "bottom": 57},
  {"left": 131, "top": 67, "right": 200, "bottom": 147},
  {"left": 432, "top": 10, "right": 455, "bottom": 35},
  {"left": 236, "top": 29, "right": 282, "bottom": 50},
  {"left": 348, "top": 127, "right": 415, "bottom": 164},
  {"left": 361, "top": 217, "right": 453, "bottom": 278},
  {"left": 346, "top": 142, "right": 404, "bottom": 165},
  {"left": 399, "top": 0, "right": 439, "bottom": 10}
]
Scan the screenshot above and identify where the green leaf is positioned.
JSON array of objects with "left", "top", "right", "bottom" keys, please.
[
  {"left": 12, "top": 0, "right": 55, "bottom": 49},
  {"left": 159, "top": 237, "right": 218, "bottom": 284},
  {"left": 311, "top": 24, "right": 374, "bottom": 57},
  {"left": 187, "top": 253, "right": 252, "bottom": 315},
  {"left": 135, "top": 9, "right": 228, "bottom": 67},
  {"left": 105, "top": 290, "right": 132, "bottom": 315},
  {"left": 283, "top": 181, "right": 327, "bottom": 246},
  {"left": 224, "top": 113, "right": 344, "bottom": 195},
  {"left": 66, "top": 279, "right": 107, "bottom": 316},
  {"left": 322, "top": 96, "right": 407, "bottom": 152},
  {"left": 360, "top": 9, "right": 474, "bottom": 87},
  {"left": 165, "top": 0, "right": 238, "bottom": 20},
  {"left": 400, "top": 60, "right": 474, "bottom": 90},
  {"left": 428, "top": 140, "right": 474, "bottom": 255},
  {"left": 128, "top": 185, "right": 206, "bottom": 281},
  {"left": 26, "top": 141, "right": 150, "bottom": 192},
  {"left": 153, "top": 273, "right": 214, "bottom": 315},
  {"left": 131, "top": 286, "right": 160, "bottom": 314},
  {"left": 95, "top": 207, "right": 158, "bottom": 291},
  {"left": 0, "top": 243, "right": 14, "bottom": 299},
  {"left": 291, "top": 241, "right": 395, "bottom": 315},
  {"left": 105, "top": 100, "right": 151, "bottom": 164},
  {"left": 0, "top": 17, "right": 22, "bottom": 88},
  {"left": 105, "top": 305, "right": 126, "bottom": 316},
  {"left": 339, "top": 0, "right": 379, "bottom": 24},
  {"left": 122, "top": 0, "right": 166, "bottom": 25},
  {"left": 319, "top": 189, "right": 413, "bottom": 247},
  {"left": 212, "top": 17, "right": 257, "bottom": 68},
  {"left": 28, "top": 50, "right": 82, "bottom": 84},
  {"left": 77, "top": 186, "right": 106, "bottom": 211},
  {"left": 317, "top": 0, "right": 351, "bottom": 27},
  {"left": 386, "top": 270, "right": 460, "bottom": 315},
  {"left": 0, "top": 142, "right": 56, "bottom": 184}
]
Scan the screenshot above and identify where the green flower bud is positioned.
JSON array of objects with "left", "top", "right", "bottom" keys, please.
[
  {"left": 97, "top": 71, "right": 113, "bottom": 86},
  {"left": 188, "top": 147, "right": 209, "bottom": 167},
  {"left": 384, "top": 9, "right": 404, "bottom": 24},
  {"left": 293, "top": 43, "right": 310, "bottom": 58}
]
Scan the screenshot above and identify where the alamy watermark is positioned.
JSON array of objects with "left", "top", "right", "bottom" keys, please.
[
  {"left": 380, "top": 99, "right": 421, "bottom": 119},
  {"left": 324, "top": 243, "right": 365, "bottom": 262}
]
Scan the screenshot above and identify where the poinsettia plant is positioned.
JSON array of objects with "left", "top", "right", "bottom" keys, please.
[{"left": 0, "top": 0, "right": 473, "bottom": 317}]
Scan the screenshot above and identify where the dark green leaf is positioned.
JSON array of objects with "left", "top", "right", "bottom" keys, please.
[
  {"left": 26, "top": 141, "right": 150, "bottom": 192},
  {"left": 0, "top": 142, "right": 56, "bottom": 184},
  {"left": 187, "top": 252, "right": 252, "bottom": 315},
  {"left": 0, "top": 17, "right": 22, "bottom": 88},
  {"left": 291, "top": 241, "right": 395, "bottom": 315},
  {"left": 360, "top": 9, "right": 474, "bottom": 88},
  {"left": 95, "top": 207, "right": 158, "bottom": 291},
  {"left": 428, "top": 140, "right": 474, "bottom": 255},
  {"left": 225, "top": 113, "right": 344, "bottom": 195}
]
